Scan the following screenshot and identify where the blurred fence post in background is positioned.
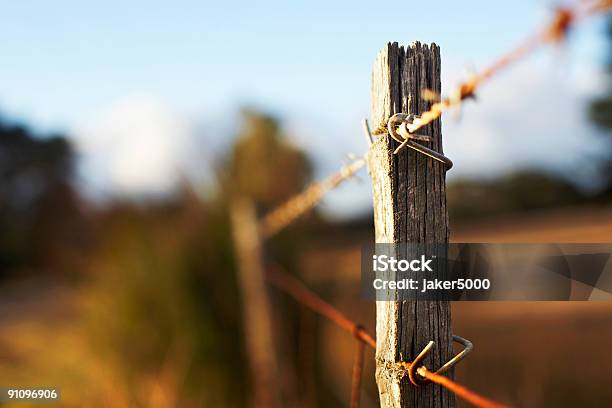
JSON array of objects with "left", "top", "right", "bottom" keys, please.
[
  {"left": 369, "top": 42, "right": 453, "bottom": 407},
  {"left": 230, "top": 198, "right": 281, "bottom": 408}
]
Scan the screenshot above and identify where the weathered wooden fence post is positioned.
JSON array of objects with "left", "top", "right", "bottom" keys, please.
[
  {"left": 230, "top": 198, "right": 281, "bottom": 408},
  {"left": 369, "top": 42, "right": 454, "bottom": 407}
]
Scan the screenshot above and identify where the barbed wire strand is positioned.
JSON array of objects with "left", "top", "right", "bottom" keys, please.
[
  {"left": 385, "top": 0, "right": 610, "bottom": 137},
  {"left": 266, "top": 267, "right": 507, "bottom": 408},
  {"left": 260, "top": 157, "right": 366, "bottom": 239},
  {"left": 267, "top": 266, "right": 376, "bottom": 348},
  {"left": 259, "top": 1, "right": 609, "bottom": 240},
  {"left": 418, "top": 367, "right": 507, "bottom": 408},
  {"left": 586, "top": 0, "right": 612, "bottom": 15}
]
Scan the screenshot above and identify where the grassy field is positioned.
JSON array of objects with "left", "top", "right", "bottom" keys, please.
[
  {"left": 300, "top": 206, "right": 612, "bottom": 407},
  {"left": 1, "top": 205, "right": 611, "bottom": 407}
]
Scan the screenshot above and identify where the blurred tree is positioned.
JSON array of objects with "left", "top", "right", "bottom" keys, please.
[
  {"left": 225, "top": 109, "right": 312, "bottom": 210},
  {"left": 222, "top": 109, "right": 322, "bottom": 405},
  {"left": 588, "top": 16, "right": 612, "bottom": 194},
  {"left": 79, "top": 107, "right": 317, "bottom": 406},
  {"left": 83, "top": 197, "right": 246, "bottom": 407},
  {"left": 73, "top": 109, "right": 326, "bottom": 406},
  {"left": 448, "top": 170, "right": 584, "bottom": 220},
  {"left": 0, "top": 121, "right": 85, "bottom": 276}
]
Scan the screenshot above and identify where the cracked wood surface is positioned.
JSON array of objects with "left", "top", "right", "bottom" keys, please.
[{"left": 369, "top": 42, "right": 453, "bottom": 408}]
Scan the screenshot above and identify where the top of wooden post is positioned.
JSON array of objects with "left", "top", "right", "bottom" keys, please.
[{"left": 368, "top": 41, "right": 448, "bottom": 245}]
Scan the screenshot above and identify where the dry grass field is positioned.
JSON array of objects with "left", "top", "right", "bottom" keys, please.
[
  {"left": 0, "top": 206, "right": 611, "bottom": 407},
  {"left": 451, "top": 206, "right": 612, "bottom": 407},
  {"left": 300, "top": 206, "right": 612, "bottom": 407}
]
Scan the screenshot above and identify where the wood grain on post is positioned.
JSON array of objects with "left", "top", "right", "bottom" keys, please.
[{"left": 369, "top": 42, "right": 454, "bottom": 407}]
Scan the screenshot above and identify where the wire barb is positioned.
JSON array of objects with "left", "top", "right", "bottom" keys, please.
[{"left": 400, "top": 0, "right": 609, "bottom": 137}]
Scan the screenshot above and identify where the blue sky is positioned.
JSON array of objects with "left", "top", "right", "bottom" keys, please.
[{"left": 0, "top": 1, "right": 609, "bottom": 217}]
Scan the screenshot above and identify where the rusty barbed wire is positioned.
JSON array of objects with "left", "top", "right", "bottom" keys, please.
[
  {"left": 261, "top": 0, "right": 609, "bottom": 238},
  {"left": 387, "top": 113, "right": 455, "bottom": 165},
  {"left": 419, "top": 367, "right": 507, "bottom": 408},
  {"left": 387, "top": 0, "right": 610, "bottom": 142},
  {"left": 586, "top": 0, "right": 612, "bottom": 15},
  {"left": 266, "top": 267, "right": 507, "bottom": 408},
  {"left": 259, "top": 156, "right": 366, "bottom": 238},
  {"left": 266, "top": 266, "right": 376, "bottom": 348}
]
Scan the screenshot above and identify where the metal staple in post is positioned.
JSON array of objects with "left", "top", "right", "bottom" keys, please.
[
  {"left": 401, "top": 335, "right": 474, "bottom": 386},
  {"left": 369, "top": 41, "right": 454, "bottom": 407},
  {"left": 265, "top": 268, "right": 505, "bottom": 408},
  {"left": 386, "top": 113, "right": 453, "bottom": 169}
]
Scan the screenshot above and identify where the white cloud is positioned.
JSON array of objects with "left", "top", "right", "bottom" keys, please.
[
  {"left": 70, "top": 94, "right": 204, "bottom": 198},
  {"left": 280, "top": 59, "right": 610, "bottom": 219},
  {"left": 443, "top": 60, "right": 608, "bottom": 182}
]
